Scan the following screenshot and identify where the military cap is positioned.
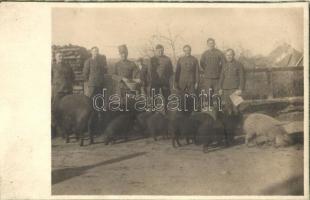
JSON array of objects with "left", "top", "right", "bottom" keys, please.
[
  {"left": 226, "top": 48, "right": 235, "bottom": 56},
  {"left": 183, "top": 45, "right": 191, "bottom": 50},
  {"left": 137, "top": 57, "right": 144, "bottom": 63},
  {"left": 155, "top": 44, "right": 164, "bottom": 49},
  {"left": 207, "top": 38, "right": 215, "bottom": 43},
  {"left": 91, "top": 46, "right": 99, "bottom": 51},
  {"left": 118, "top": 44, "right": 128, "bottom": 53}
]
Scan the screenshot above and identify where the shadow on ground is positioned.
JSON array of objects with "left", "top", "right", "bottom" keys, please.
[
  {"left": 260, "top": 175, "right": 304, "bottom": 195},
  {"left": 52, "top": 152, "right": 147, "bottom": 185}
]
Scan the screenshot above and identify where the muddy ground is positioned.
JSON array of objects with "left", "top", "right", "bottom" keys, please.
[{"left": 52, "top": 135, "right": 304, "bottom": 196}]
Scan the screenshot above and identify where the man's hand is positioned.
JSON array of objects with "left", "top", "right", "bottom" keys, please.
[
  {"left": 194, "top": 82, "right": 198, "bottom": 90},
  {"left": 235, "top": 89, "right": 242, "bottom": 95},
  {"left": 133, "top": 78, "right": 141, "bottom": 83},
  {"left": 219, "top": 89, "right": 223, "bottom": 95},
  {"left": 121, "top": 77, "right": 128, "bottom": 82}
]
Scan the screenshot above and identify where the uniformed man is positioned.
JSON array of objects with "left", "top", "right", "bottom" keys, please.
[
  {"left": 136, "top": 57, "right": 149, "bottom": 95},
  {"left": 200, "top": 38, "right": 225, "bottom": 95},
  {"left": 149, "top": 44, "right": 174, "bottom": 111},
  {"left": 114, "top": 44, "right": 140, "bottom": 101},
  {"left": 51, "top": 52, "right": 75, "bottom": 137},
  {"left": 175, "top": 45, "right": 199, "bottom": 112},
  {"left": 83, "top": 46, "right": 107, "bottom": 99},
  {"left": 52, "top": 52, "right": 75, "bottom": 108},
  {"left": 175, "top": 45, "right": 199, "bottom": 93},
  {"left": 219, "top": 49, "right": 245, "bottom": 115},
  {"left": 219, "top": 49, "right": 245, "bottom": 143}
]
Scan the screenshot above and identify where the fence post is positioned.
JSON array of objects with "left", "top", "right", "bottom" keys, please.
[{"left": 266, "top": 69, "right": 274, "bottom": 99}]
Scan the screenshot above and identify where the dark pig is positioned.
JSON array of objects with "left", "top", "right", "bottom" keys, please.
[
  {"left": 167, "top": 111, "right": 185, "bottom": 147},
  {"left": 178, "top": 116, "right": 200, "bottom": 145},
  {"left": 197, "top": 118, "right": 227, "bottom": 153},
  {"left": 170, "top": 111, "right": 218, "bottom": 148},
  {"left": 133, "top": 111, "right": 154, "bottom": 136},
  {"left": 168, "top": 111, "right": 198, "bottom": 147},
  {"left": 192, "top": 111, "right": 229, "bottom": 152},
  {"left": 187, "top": 112, "right": 217, "bottom": 145},
  {"left": 103, "top": 112, "right": 136, "bottom": 145},
  {"left": 100, "top": 110, "right": 123, "bottom": 135},
  {"left": 53, "top": 94, "right": 96, "bottom": 146},
  {"left": 146, "top": 112, "right": 168, "bottom": 141}
]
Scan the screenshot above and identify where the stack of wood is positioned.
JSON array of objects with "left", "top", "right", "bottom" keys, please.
[{"left": 52, "top": 44, "right": 91, "bottom": 94}]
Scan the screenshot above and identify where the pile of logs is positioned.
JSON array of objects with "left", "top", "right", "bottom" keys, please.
[{"left": 52, "top": 44, "right": 91, "bottom": 94}]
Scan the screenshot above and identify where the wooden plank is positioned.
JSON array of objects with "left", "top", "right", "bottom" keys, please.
[
  {"left": 64, "top": 56, "right": 82, "bottom": 59},
  {"left": 296, "top": 56, "right": 303, "bottom": 67},
  {"left": 265, "top": 70, "right": 274, "bottom": 99},
  {"left": 239, "top": 96, "right": 304, "bottom": 114},
  {"left": 282, "top": 121, "right": 304, "bottom": 134},
  {"left": 242, "top": 96, "right": 303, "bottom": 105},
  {"left": 245, "top": 66, "right": 303, "bottom": 73},
  {"left": 54, "top": 47, "right": 82, "bottom": 52},
  {"left": 199, "top": 66, "right": 304, "bottom": 75}
]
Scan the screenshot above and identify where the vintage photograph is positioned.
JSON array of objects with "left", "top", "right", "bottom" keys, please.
[{"left": 51, "top": 5, "right": 306, "bottom": 196}]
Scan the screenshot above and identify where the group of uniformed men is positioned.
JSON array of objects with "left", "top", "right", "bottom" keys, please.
[{"left": 52, "top": 38, "right": 245, "bottom": 117}]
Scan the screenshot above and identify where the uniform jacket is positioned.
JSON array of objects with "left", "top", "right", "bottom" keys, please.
[
  {"left": 83, "top": 55, "right": 107, "bottom": 87},
  {"left": 52, "top": 62, "right": 75, "bottom": 94},
  {"left": 114, "top": 59, "right": 140, "bottom": 90},
  {"left": 219, "top": 60, "right": 245, "bottom": 90},
  {"left": 138, "top": 63, "right": 149, "bottom": 87},
  {"left": 175, "top": 55, "right": 199, "bottom": 91},
  {"left": 114, "top": 59, "right": 139, "bottom": 79},
  {"left": 200, "top": 48, "right": 225, "bottom": 79},
  {"left": 149, "top": 55, "right": 173, "bottom": 87}
]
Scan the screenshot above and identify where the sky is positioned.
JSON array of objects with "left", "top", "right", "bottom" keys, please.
[{"left": 52, "top": 7, "right": 304, "bottom": 59}]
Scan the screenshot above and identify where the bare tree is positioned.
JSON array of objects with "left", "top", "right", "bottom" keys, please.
[
  {"left": 138, "top": 39, "right": 157, "bottom": 59},
  {"left": 139, "top": 25, "right": 184, "bottom": 68}
]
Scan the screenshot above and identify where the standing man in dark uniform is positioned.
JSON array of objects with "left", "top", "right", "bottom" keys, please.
[
  {"left": 52, "top": 52, "right": 75, "bottom": 108},
  {"left": 136, "top": 57, "right": 149, "bottom": 95},
  {"left": 114, "top": 45, "right": 140, "bottom": 103},
  {"left": 219, "top": 48, "right": 245, "bottom": 143},
  {"left": 149, "top": 44, "right": 174, "bottom": 112},
  {"left": 219, "top": 49, "right": 245, "bottom": 115},
  {"left": 175, "top": 45, "right": 199, "bottom": 111},
  {"left": 52, "top": 52, "right": 75, "bottom": 137},
  {"left": 83, "top": 46, "right": 107, "bottom": 99},
  {"left": 200, "top": 38, "right": 225, "bottom": 103},
  {"left": 175, "top": 45, "right": 199, "bottom": 93}
]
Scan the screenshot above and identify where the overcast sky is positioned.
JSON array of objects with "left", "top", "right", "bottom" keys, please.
[{"left": 52, "top": 7, "right": 304, "bottom": 59}]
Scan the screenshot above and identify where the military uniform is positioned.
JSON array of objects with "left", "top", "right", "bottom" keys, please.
[
  {"left": 52, "top": 62, "right": 75, "bottom": 107},
  {"left": 219, "top": 59, "right": 245, "bottom": 140},
  {"left": 83, "top": 55, "right": 107, "bottom": 98},
  {"left": 175, "top": 55, "right": 199, "bottom": 112},
  {"left": 138, "top": 62, "right": 149, "bottom": 94},
  {"left": 200, "top": 48, "right": 225, "bottom": 92},
  {"left": 51, "top": 62, "right": 75, "bottom": 127},
  {"left": 114, "top": 59, "right": 140, "bottom": 98},
  {"left": 219, "top": 59, "right": 245, "bottom": 113},
  {"left": 149, "top": 55, "right": 174, "bottom": 110},
  {"left": 175, "top": 55, "right": 199, "bottom": 93}
]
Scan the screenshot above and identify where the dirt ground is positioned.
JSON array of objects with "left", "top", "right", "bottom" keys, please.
[{"left": 52, "top": 134, "right": 304, "bottom": 196}]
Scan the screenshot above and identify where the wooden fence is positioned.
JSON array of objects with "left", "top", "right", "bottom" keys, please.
[
  {"left": 242, "top": 66, "right": 303, "bottom": 100},
  {"left": 73, "top": 65, "right": 304, "bottom": 100}
]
